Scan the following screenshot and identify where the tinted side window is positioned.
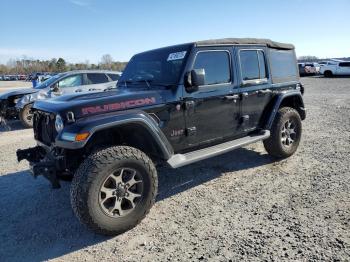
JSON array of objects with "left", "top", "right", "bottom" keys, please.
[
  {"left": 86, "top": 73, "right": 109, "bottom": 84},
  {"left": 269, "top": 49, "right": 298, "bottom": 83},
  {"left": 58, "top": 74, "right": 82, "bottom": 88},
  {"left": 339, "top": 62, "right": 350, "bottom": 67},
  {"left": 193, "top": 51, "right": 230, "bottom": 85},
  {"left": 108, "top": 73, "right": 120, "bottom": 81},
  {"left": 240, "top": 50, "right": 259, "bottom": 80}
]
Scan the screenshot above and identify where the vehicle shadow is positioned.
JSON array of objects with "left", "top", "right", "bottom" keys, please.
[
  {"left": 0, "top": 147, "right": 277, "bottom": 262},
  {"left": 157, "top": 147, "right": 276, "bottom": 201}
]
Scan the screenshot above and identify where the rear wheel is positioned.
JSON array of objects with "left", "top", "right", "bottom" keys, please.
[
  {"left": 264, "top": 107, "right": 302, "bottom": 158},
  {"left": 19, "top": 104, "right": 33, "bottom": 128},
  {"left": 71, "top": 146, "right": 158, "bottom": 235}
]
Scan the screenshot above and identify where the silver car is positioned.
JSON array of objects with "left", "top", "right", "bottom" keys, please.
[{"left": 0, "top": 70, "right": 121, "bottom": 127}]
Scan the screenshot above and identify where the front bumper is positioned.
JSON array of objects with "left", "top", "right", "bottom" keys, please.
[{"left": 16, "top": 146, "right": 62, "bottom": 188}]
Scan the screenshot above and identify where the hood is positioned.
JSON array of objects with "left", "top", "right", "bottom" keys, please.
[
  {"left": 0, "top": 88, "right": 38, "bottom": 99},
  {"left": 33, "top": 87, "right": 168, "bottom": 119}
]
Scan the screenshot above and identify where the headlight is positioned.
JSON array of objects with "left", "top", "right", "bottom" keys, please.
[{"left": 55, "top": 115, "right": 64, "bottom": 132}]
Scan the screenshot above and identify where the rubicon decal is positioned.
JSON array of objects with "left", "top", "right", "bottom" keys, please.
[{"left": 82, "top": 97, "right": 156, "bottom": 115}]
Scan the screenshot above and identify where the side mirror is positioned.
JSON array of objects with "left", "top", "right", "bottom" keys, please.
[
  {"left": 184, "top": 69, "right": 205, "bottom": 93},
  {"left": 51, "top": 83, "right": 59, "bottom": 92}
]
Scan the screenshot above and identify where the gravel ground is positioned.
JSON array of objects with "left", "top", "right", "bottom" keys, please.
[{"left": 0, "top": 77, "right": 349, "bottom": 261}]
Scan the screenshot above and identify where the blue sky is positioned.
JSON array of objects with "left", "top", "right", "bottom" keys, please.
[{"left": 0, "top": 0, "right": 349, "bottom": 63}]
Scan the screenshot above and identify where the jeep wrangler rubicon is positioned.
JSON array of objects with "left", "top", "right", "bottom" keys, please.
[{"left": 17, "top": 38, "right": 305, "bottom": 235}]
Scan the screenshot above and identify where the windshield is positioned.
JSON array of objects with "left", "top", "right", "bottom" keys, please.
[
  {"left": 118, "top": 44, "right": 191, "bottom": 88},
  {"left": 34, "top": 73, "right": 64, "bottom": 89}
]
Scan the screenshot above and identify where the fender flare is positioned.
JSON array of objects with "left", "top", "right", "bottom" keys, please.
[
  {"left": 55, "top": 110, "right": 174, "bottom": 160},
  {"left": 265, "top": 91, "right": 305, "bottom": 130}
]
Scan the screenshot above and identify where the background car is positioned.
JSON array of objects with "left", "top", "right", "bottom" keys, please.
[
  {"left": 0, "top": 70, "right": 122, "bottom": 127},
  {"left": 298, "top": 63, "right": 317, "bottom": 76},
  {"left": 320, "top": 60, "right": 350, "bottom": 77},
  {"left": 313, "top": 62, "right": 321, "bottom": 74}
]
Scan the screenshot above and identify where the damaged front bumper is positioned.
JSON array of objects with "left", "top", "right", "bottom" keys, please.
[
  {"left": 0, "top": 99, "right": 19, "bottom": 120},
  {"left": 16, "top": 146, "right": 65, "bottom": 188}
]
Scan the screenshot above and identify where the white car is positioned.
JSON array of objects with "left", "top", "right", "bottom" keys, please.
[
  {"left": 0, "top": 70, "right": 122, "bottom": 127},
  {"left": 320, "top": 60, "right": 350, "bottom": 77}
]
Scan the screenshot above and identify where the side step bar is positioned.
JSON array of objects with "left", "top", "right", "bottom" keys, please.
[{"left": 167, "top": 130, "right": 270, "bottom": 168}]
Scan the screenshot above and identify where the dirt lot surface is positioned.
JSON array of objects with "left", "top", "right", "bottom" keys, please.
[
  {"left": 0, "top": 80, "right": 32, "bottom": 93},
  {"left": 0, "top": 77, "right": 349, "bottom": 261}
]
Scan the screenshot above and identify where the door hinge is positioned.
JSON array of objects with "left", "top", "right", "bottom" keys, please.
[{"left": 185, "top": 100, "right": 195, "bottom": 115}]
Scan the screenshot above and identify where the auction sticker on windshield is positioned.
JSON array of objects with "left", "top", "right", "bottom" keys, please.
[{"left": 167, "top": 51, "right": 187, "bottom": 61}]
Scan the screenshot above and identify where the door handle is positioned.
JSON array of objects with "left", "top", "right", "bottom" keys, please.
[
  {"left": 256, "top": 89, "right": 272, "bottom": 95},
  {"left": 242, "top": 92, "right": 249, "bottom": 98},
  {"left": 224, "top": 94, "right": 239, "bottom": 100},
  {"left": 75, "top": 89, "right": 83, "bottom": 92}
]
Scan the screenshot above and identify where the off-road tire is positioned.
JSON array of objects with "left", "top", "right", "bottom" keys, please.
[
  {"left": 264, "top": 107, "right": 302, "bottom": 158},
  {"left": 70, "top": 146, "right": 158, "bottom": 235},
  {"left": 19, "top": 104, "right": 33, "bottom": 128},
  {"left": 324, "top": 71, "right": 333, "bottom": 78}
]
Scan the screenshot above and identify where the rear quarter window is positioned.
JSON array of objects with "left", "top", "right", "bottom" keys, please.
[
  {"left": 86, "top": 73, "right": 109, "bottom": 84},
  {"left": 339, "top": 62, "right": 350, "bottom": 67},
  {"left": 269, "top": 49, "right": 298, "bottom": 83}
]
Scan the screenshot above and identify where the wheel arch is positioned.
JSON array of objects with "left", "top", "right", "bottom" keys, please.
[
  {"left": 85, "top": 121, "right": 173, "bottom": 161},
  {"left": 262, "top": 91, "right": 306, "bottom": 130},
  {"left": 57, "top": 111, "right": 174, "bottom": 161},
  {"left": 324, "top": 70, "right": 334, "bottom": 77}
]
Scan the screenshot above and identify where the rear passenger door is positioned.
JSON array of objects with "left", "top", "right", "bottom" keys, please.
[
  {"left": 83, "top": 73, "right": 115, "bottom": 91},
  {"left": 236, "top": 47, "right": 272, "bottom": 132},
  {"left": 337, "top": 62, "right": 350, "bottom": 75}
]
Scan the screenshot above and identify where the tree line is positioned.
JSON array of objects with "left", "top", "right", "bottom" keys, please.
[{"left": 0, "top": 54, "right": 128, "bottom": 74}]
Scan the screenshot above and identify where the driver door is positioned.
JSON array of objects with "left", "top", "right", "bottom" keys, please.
[{"left": 183, "top": 48, "right": 241, "bottom": 149}]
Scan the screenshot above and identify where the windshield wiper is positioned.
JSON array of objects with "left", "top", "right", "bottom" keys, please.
[
  {"left": 123, "top": 80, "right": 132, "bottom": 88},
  {"left": 135, "top": 79, "right": 152, "bottom": 89}
]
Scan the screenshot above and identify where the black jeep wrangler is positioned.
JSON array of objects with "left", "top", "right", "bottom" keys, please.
[{"left": 17, "top": 38, "right": 305, "bottom": 235}]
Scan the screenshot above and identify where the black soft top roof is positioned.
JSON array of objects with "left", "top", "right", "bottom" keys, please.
[{"left": 195, "top": 38, "right": 294, "bottom": 50}]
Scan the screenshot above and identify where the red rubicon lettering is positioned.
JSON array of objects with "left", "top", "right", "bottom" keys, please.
[{"left": 82, "top": 97, "right": 156, "bottom": 115}]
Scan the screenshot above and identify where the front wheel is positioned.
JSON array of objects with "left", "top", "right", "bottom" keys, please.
[
  {"left": 70, "top": 146, "right": 158, "bottom": 235},
  {"left": 264, "top": 107, "right": 302, "bottom": 158},
  {"left": 19, "top": 104, "right": 33, "bottom": 128}
]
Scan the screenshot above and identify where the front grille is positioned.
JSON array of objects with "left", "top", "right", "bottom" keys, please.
[{"left": 33, "top": 111, "right": 57, "bottom": 145}]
